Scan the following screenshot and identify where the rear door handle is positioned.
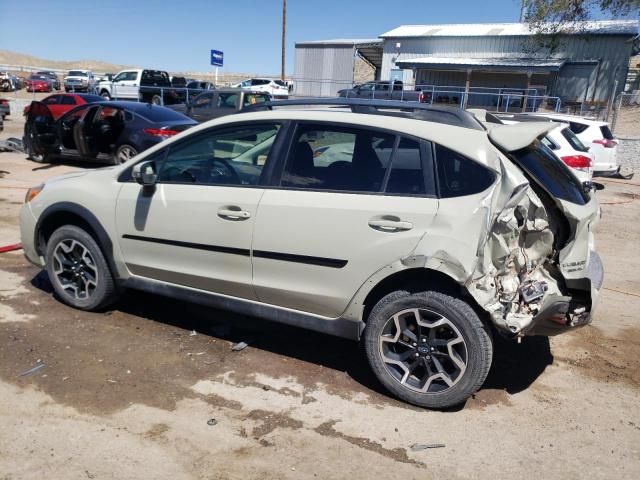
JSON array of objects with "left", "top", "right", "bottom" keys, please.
[
  {"left": 218, "top": 207, "right": 251, "bottom": 221},
  {"left": 368, "top": 219, "right": 413, "bottom": 232}
]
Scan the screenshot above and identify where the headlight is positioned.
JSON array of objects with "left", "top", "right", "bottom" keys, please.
[{"left": 25, "top": 184, "right": 44, "bottom": 203}]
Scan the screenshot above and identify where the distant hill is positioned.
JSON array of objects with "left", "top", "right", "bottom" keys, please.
[
  {"left": 0, "top": 49, "right": 286, "bottom": 85},
  {"left": 0, "top": 49, "right": 132, "bottom": 73}
]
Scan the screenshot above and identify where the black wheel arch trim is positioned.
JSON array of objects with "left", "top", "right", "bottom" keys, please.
[{"left": 35, "top": 202, "right": 120, "bottom": 280}]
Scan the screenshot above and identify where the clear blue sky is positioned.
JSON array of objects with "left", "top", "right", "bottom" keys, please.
[{"left": 0, "top": 0, "right": 607, "bottom": 75}]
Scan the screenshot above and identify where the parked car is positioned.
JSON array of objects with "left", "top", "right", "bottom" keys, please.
[
  {"left": 168, "top": 89, "right": 270, "bottom": 122},
  {"left": 186, "top": 81, "right": 215, "bottom": 91},
  {"left": 36, "top": 71, "right": 61, "bottom": 90},
  {"left": 23, "top": 101, "right": 197, "bottom": 164},
  {"left": 0, "top": 98, "right": 10, "bottom": 119},
  {"left": 64, "top": 70, "right": 96, "bottom": 93},
  {"left": 0, "top": 71, "right": 16, "bottom": 91},
  {"left": 97, "top": 69, "right": 185, "bottom": 105},
  {"left": 23, "top": 93, "right": 103, "bottom": 119},
  {"left": 26, "top": 74, "right": 53, "bottom": 92},
  {"left": 492, "top": 112, "right": 594, "bottom": 183},
  {"left": 234, "top": 78, "right": 289, "bottom": 99},
  {"left": 19, "top": 98, "right": 603, "bottom": 409},
  {"left": 338, "top": 81, "right": 428, "bottom": 103},
  {"left": 519, "top": 113, "right": 619, "bottom": 176}
]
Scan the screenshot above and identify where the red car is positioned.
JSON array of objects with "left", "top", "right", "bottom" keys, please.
[
  {"left": 23, "top": 93, "right": 103, "bottom": 119},
  {"left": 25, "top": 74, "right": 53, "bottom": 92}
]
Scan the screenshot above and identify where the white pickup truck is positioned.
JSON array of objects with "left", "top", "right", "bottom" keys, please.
[{"left": 96, "top": 69, "right": 186, "bottom": 105}]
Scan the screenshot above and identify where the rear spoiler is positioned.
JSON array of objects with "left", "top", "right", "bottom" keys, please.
[{"left": 487, "top": 122, "right": 556, "bottom": 153}]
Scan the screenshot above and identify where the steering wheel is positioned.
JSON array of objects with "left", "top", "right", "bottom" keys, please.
[
  {"left": 210, "top": 158, "right": 241, "bottom": 184},
  {"left": 162, "top": 165, "right": 198, "bottom": 182}
]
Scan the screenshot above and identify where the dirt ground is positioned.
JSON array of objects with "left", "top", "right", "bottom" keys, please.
[{"left": 0, "top": 112, "right": 639, "bottom": 480}]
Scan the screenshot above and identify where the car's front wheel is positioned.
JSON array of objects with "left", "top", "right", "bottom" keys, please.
[
  {"left": 363, "top": 290, "right": 492, "bottom": 409},
  {"left": 45, "top": 225, "right": 118, "bottom": 311}
]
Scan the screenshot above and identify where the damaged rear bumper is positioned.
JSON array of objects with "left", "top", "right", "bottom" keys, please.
[{"left": 522, "top": 252, "right": 603, "bottom": 336}]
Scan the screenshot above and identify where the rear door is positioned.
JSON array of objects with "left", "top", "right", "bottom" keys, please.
[
  {"left": 25, "top": 102, "right": 59, "bottom": 155},
  {"left": 251, "top": 122, "right": 439, "bottom": 317}
]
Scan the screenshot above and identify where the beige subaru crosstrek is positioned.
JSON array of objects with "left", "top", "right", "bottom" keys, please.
[{"left": 20, "top": 100, "right": 603, "bottom": 408}]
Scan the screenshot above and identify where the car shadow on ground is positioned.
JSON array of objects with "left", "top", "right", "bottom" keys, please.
[
  {"left": 30, "top": 157, "right": 110, "bottom": 170},
  {"left": 30, "top": 270, "right": 553, "bottom": 409}
]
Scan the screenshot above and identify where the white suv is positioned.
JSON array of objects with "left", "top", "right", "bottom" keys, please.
[
  {"left": 19, "top": 99, "right": 603, "bottom": 409},
  {"left": 526, "top": 113, "right": 619, "bottom": 176},
  {"left": 234, "top": 78, "right": 289, "bottom": 99}
]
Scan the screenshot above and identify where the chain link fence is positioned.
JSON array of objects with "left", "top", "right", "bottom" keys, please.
[{"left": 611, "top": 92, "right": 640, "bottom": 139}]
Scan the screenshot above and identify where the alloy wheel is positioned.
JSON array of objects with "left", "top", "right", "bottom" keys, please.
[
  {"left": 117, "top": 146, "right": 137, "bottom": 163},
  {"left": 378, "top": 308, "right": 468, "bottom": 393},
  {"left": 52, "top": 239, "right": 99, "bottom": 300}
]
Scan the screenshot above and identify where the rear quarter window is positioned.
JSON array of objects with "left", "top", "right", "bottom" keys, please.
[
  {"left": 600, "top": 125, "right": 614, "bottom": 140},
  {"left": 435, "top": 145, "right": 495, "bottom": 198},
  {"left": 568, "top": 121, "right": 589, "bottom": 134}
]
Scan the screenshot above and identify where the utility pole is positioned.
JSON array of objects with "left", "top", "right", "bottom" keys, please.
[
  {"left": 519, "top": 0, "right": 526, "bottom": 22},
  {"left": 281, "top": 0, "right": 287, "bottom": 81}
]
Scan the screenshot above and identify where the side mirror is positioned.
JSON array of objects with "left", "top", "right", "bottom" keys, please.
[{"left": 132, "top": 160, "right": 158, "bottom": 186}]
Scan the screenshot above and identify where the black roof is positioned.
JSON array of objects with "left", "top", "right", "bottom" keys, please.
[{"left": 246, "top": 98, "right": 484, "bottom": 130}]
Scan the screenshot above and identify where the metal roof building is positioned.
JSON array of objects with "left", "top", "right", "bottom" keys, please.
[{"left": 294, "top": 20, "right": 639, "bottom": 106}]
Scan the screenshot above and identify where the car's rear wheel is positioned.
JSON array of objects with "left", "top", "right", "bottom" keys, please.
[
  {"left": 45, "top": 225, "right": 118, "bottom": 311},
  {"left": 363, "top": 290, "right": 492, "bottom": 409},
  {"left": 150, "top": 95, "right": 162, "bottom": 105},
  {"left": 100, "top": 90, "right": 111, "bottom": 100},
  {"left": 114, "top": 144, "right": 138, "bottom": 164}
]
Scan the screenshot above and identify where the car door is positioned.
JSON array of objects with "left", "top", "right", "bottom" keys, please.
[
  {"left": 251, "top": 122, "right": 439, "bottom": 318},
  {"left": 188, "top": 92, "right": 215, "bottom": 122},
  {"left": 112, "top": 71, "right": 138, "bottom": 99},
  {"left": 73, "top": 105, "right": 101, "bottom": 159},
  {"left": 115, "top": 122, "right": 284, "bottom": 299},
  {"left": 25, "top": 102, "right": 60, "bottom": 155}
]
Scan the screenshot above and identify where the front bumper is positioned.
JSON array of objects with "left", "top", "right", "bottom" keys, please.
[
  {"left": 19, "top": 204, "right": 44, "bottom": 268},
  {"left": 524, "top": 252, "right": 603, "bottom": 336}
]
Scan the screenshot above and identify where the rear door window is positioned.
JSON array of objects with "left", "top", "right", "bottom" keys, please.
[
  {"left": 60, "top": 96, "right": 76, "bottom": 105},
  {"left": 511, "top": 141, "right": 588, "bottom": 205},
  {"left": 435, "top": 145, "right": 495, "bottom": 197},
  {"left": 281, "top": 124, "right": 393, "bottom": 193},
  {"left": 385, "top": 138, "right": 427, "bottom": 195}
]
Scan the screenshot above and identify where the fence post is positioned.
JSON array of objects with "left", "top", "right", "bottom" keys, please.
[{"left": 610, "top": 93, "right": 623, "bottom": 134}]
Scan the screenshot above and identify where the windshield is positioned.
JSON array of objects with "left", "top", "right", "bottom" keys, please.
[
  {"left": 29, "top": 75, "right": 48, "bottom": 80},
  {"left": 68, "top": 71, "right": 87, "bottom": 77},
  {"left": 511, "top": 140, "right": 588, "bottom": 205}
]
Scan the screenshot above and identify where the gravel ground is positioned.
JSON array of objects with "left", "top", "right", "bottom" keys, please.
[{"left": 617, "top": 139, "right": 640, "bottom": 173}]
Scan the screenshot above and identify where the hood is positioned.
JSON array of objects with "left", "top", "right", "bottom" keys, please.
[{"left": 488, "top": 122, "right": 556, "bottom": 152}]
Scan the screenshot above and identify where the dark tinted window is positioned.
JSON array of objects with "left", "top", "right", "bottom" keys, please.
[
  {"left": 561, "top": 127, "right": 589, "bottom": 152},
  {"left": 435, "top": 145, "right": 495, "bottom": 198},
  {"left": 568, "top": 121, "right": 589, "bottom": 134},
  {"left": 511, "top": 141, "right": 588, "bottom": 205},
  {"left": 218, "top": 93, "right": 238, "bottom": 108},
  {"left": 137, "top": 105, "right": 193, "bottom": 122},
  {"left": 600, "top": 125, "right": 614, "bottom": 140},
  {"left": 386, "top": 138, "right": 426, "bottom": 195},
  {"left": 158, "top": 124, "right": 280, "bottom": 186},
  {"left": 282, "top": 124, "right": 394, "bottom": 192},
  {"left": 60, "top": 96, "right": 76, "bottom": 105},
  {"left": 42, "top": 95, "right": 59, "bottom": 105},
  {"left": 141, "top": 70, "right": 171, "bottom": 86}
]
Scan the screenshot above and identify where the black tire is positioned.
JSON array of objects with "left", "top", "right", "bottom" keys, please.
[
  {"left": 363, "top": 290, "right": 492, "bottom": 409},
  {"left": 25, "top": 125, "right": 49, "bottom": 163},
  {"left": 100, "top": 90, "right": 111, "bottom": 100},
  {"left": 150, "top": 95, "right": 162, "bottom": 105},
  {"left": 45, "top": 225, "right": 119, "bottom": 311}
]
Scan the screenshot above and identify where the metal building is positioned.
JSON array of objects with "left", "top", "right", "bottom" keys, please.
[
  {"left": 293, "top": 39, "right": 382, "bottom": 97},
  {"left": 293, "top": 20, "right": 639, "bottom": 106}
]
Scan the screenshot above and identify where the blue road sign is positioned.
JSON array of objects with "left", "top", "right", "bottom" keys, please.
[{"left": 210, "top": 50, "right": 224, "bottom": 67}]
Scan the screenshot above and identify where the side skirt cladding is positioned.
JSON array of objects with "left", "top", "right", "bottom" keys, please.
[{"left": 124, "top": 275, "right": 363, "bottom": 340}]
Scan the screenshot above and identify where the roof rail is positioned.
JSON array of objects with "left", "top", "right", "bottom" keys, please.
[{"left": 247, "top": 98, "right": 484, "bottom": 130}]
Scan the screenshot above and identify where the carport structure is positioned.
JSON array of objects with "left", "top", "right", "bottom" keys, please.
[{"left": 394, "top": 56, "right": 567, "bottom": 109}]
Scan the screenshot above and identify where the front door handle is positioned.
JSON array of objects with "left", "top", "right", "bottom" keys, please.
[
  {"left": 218, "top": 207, "right": 251, "bottom": 221},
  {"left": 368, "top": 218, "right": 413, "bottom": 232}
]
